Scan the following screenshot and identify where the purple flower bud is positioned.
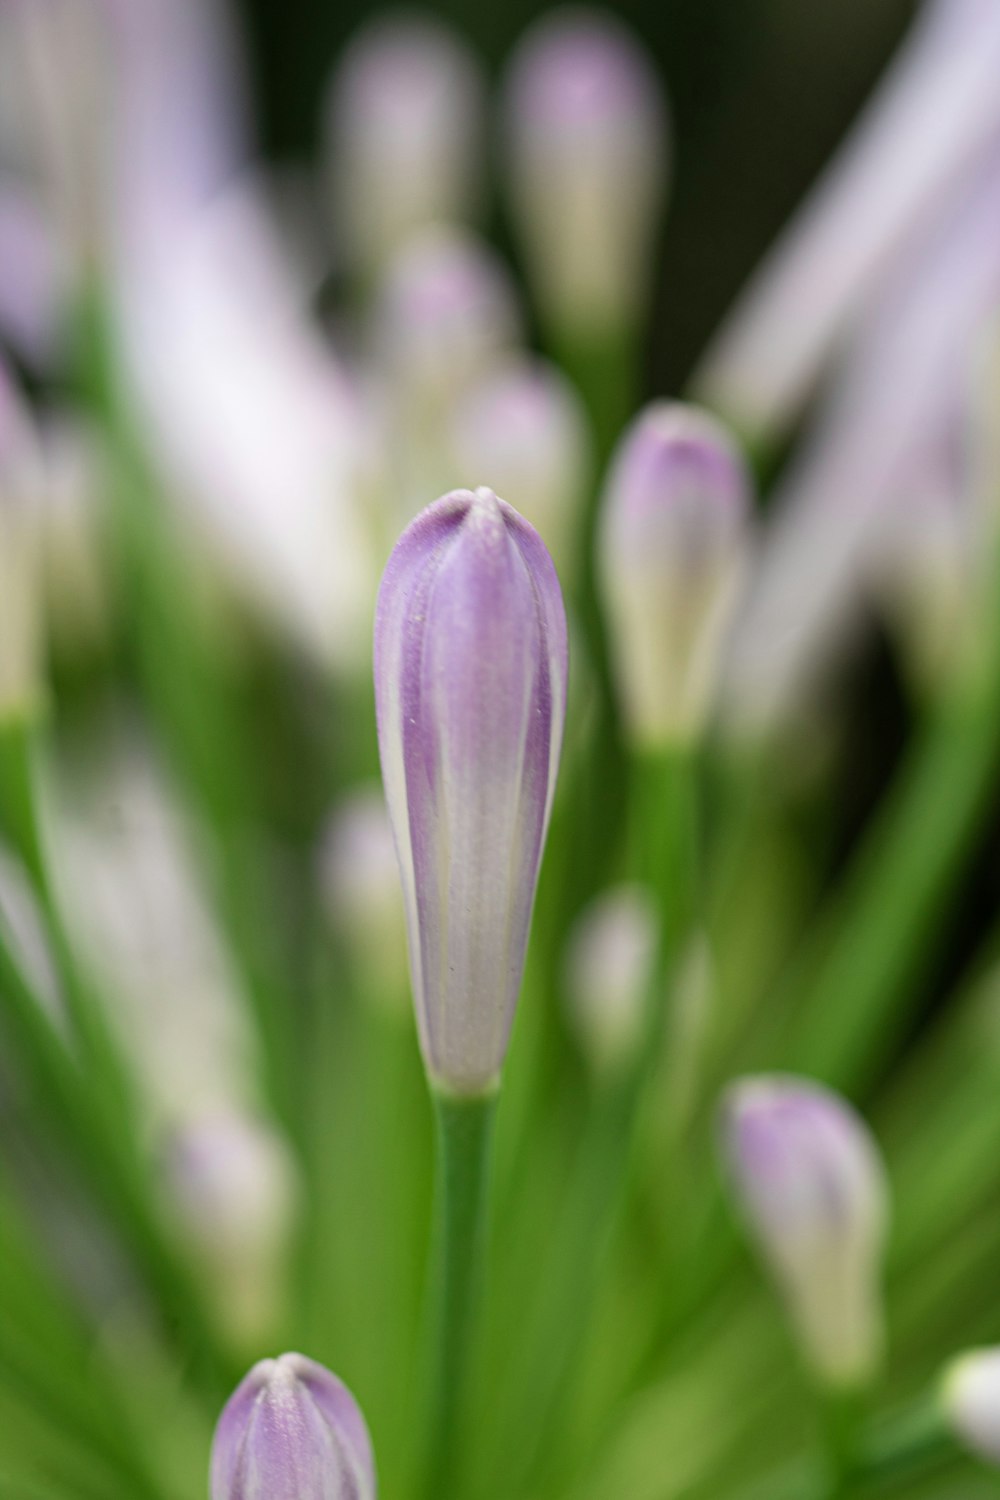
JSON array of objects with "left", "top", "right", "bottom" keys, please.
[
  {"left": 375, "top": 487, "right": 568, "bottom": 1094},
  {"left": 563, "top": 884, "right": 656, "bottom": 1075},
  {"left": 721, "top": 1075, "right": 889, "bottom": 1389},
  {"left": 449, "top": 356, "right": 591, "bottom": 573},
  {"left": 376, "top": 226, "right": 522, "bottom": 402},
  {"left": 599, "top": 401, "right": 751, "bottom": 748},
  {"left": 943, "top": 1348, "right": 1000, "bottom": 1466},
  {"left": 326, "top": 16, "right": 485, "bottom": 270},
  {"left": 0, "top": 358, "right": 44, "bottom": 721},
  {"left": 211, "top": 1353, "right": 376, "bottom": 1500},
  {"left": 502, "top": 8, "right": 668, "bottom": 335}
]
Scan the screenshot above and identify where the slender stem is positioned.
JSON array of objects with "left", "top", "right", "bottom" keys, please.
[
  {"left": 421, "top": 1087, "right": 498, "bottom": 1500},
  {"left": 819, "top": 1386, "right": 866, "bottom": 1498}
]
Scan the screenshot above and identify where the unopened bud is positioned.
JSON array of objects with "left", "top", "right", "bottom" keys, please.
[
  {"left": 322, "top": 786, "right": 408, "bottom": 1010},
  {"left": 943, "top": 1348, "right": 1000, "bottom": 1466},
  {"left": 376, "top": 226, "right": 522, "bottom": 404},
  {"left": 164, "top": 1110, "right": 300, "bottom": 1344},
  {"left": 599, "top": 401, "right": 751, "bottom": 749},
  {"left": 502, "top": 8, "right": 668, "bottom": 338},
  {"left": 211, "top": 1352, "right": 376, "bottom": 1500},
  {"left": 375, "top": 488, "right": 567, "bottom": 1095},
  {"left": 449, "top": 356, "right": 591, "bottom": 574},
  {"left": 326, "top": 15, "right": 485, "bottom": 271},
  {"left": 563, "top": 884, "right": 656, "bottom": 1075},
  {"left": 0, "top": 361, "right": 44, "bottom": 723},
  {"left": 720, "top": 1075, "right": 889, "bottom": 1390}
]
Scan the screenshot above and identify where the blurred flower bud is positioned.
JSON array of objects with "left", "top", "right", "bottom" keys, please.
[
  {"left": 0, "top": 361, "right": 44, "bottom": 723},
  {"left": 211, "top": 1352, "right": 376, "bottom": 1500},
  {"left": 721, "top": 1075, "right": 889, "bottom": 1390},
  {"left": 321, "top": 786, "right": 409, "bottom": 1011},
  {"left": 38, "top": 414, "right": 114, "bottom": 660},
  {"left": 563, "top": 884, "right": 656, "bottom": 1076},
  {"left": 377, "top": 226, "right": 522, "bottom": 404},
  {"left": 943, "top": 1348, "right": 1000, "bottom": 1466},
  {"left": 164, "top": 1110, "right": 300, "bottom": 1345},
  {"left": 449, "top": 356, "right": 591, "bottom": 574},
  {"left": 375, "top": 488, "right": 567, "bottom": 1095},
  {"left": 599, "top": 401, "right": 751, "bottom": 749},
  {"left": 326, "top": 15, "right": 485, "bottom": 272},
  {"left": 502, "top": 8, "right": 668, "bottom": 338},
  {"left": 0, "top": 180, "right": 66, "bottom": 370}
]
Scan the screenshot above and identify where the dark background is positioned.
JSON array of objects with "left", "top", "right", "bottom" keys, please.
[{"left": 237, "top": 0, "right": 918, "bottom": 393}]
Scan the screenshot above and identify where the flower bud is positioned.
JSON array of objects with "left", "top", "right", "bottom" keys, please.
[
  {"left": 449, "top": 356, "right": 591, "bottom": 574},
  {"left": 943, "top": 1348, "right": 1000, "bottom": 1466},
  {"left": 321, "top": 786, "right": 409, "bottom": 1010},
  {"left": 375, "top": 487, "right": 568, "bottom": 1095},
  {"left": 164, "top": 1109, "right": 300, "bottom": 1344},
  {"left": 0, "top": 360, "right": 44, "bottom": 723},
  {"left": 599, "top": 401, "right": 751, "bottom": 749},
  {"left": 502, "top": 8, "right": 668, "bottom": 338},
  {"left": 326, "top": 15, "right": 485, "bottom": 271},
  {"left": 376, "top": 226, "right": 522, "bottom": 405},
  {"left": 563, "top": 884, "right": 656, "bottom": 1076},
  {"left": 211, "top": 1352, "right": 376, "bottom": 1500},
  {"left": 720, "top": 1075, "right": 889, "bottom": 1390}
]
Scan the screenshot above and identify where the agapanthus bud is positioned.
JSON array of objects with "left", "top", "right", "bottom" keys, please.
[
  {"left": 599, "top": 401, "right": 751, "bottom": 749},
  {"left": 0, "top": 361, "right": 44, "bottom": 722},
  {"left": 375, "top": 488, "right": 567, "bottom": 1095},
  {"left": 211, "top": 1353, "right": 376, "bottom": 1500},
  {"left": 321, "top": 786, "right": 409, "bottom": 1009},
  {"left": 563, "top": 884, "right": 656, "bottom": 1075},
  {"left": 326, "top": 15, "right": 485, "bottom": 271},
  {"left": 942, "top": 1348, "right": 1000, "bottom": 1466},
  {"left": 376, "top": 226, "right": 522, "bottom": 404},
  {"left": 164, "top": 1110, "right": 300, "bottom": 1343},
  {"left": 502, "top": 8, "right": 668, "bottom": 338},
  {"left": 721, "top": 1075, "right": 889, "bottom": 1390},
  {"left": 449, "top": 356, "right": 591, "bottom": 573}
]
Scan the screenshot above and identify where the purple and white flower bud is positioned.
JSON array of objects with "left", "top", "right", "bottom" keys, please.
[
  {"left": 502, "top": 9, "right": 668, "bottom": 337},
  {"left": 721, "top": 1075, "right": 889, "bottom": 1390},
  {"left": 943, "top": 1348, "right": 1000, "bottom": 1466},
  {"left": 599, "top": 401, "right": 751, "bottom": 748},
  {"left": 325, "top": 15, "right": 485, "bottom": 271},
  {"left": 211, "top": 1352, "right": 376, "bottom": 1500},
  {"left": 449, "top": 356, "right": 591, "bottom": 573},
  {"left": 376, "top": 226, "right": 522, "bottom": 405},
  {"left": 375, "top": 487, "right": 568, "bottom": 1095},
  {"left": 164, "top": 1109, "right": 300, "bottom": 1344},
  {"left": 0, "top": 361, "right": 44, "bottom": 722},
  {"left": 563, "top": 884, "right": 656, "bottom": 1075},
  {"left": 321, "top": 787, "right": 409, "bottom": 1010}
]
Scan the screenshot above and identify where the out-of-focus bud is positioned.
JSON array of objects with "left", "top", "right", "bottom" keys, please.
[
  {"left": 502, "top": 8, "right": 668, "bottom": 339},
  {"left": 164, "top": 1110, "right": 300, "bottom": 1345},
  {"left": 211, "top": 1352, "right": 376, "bottom": 1500},
  {"left": 695, "top": 0, "right": 1000, "bottom": 442},
  {"left": 599, "top": 401, "right": 751, "bottom": 749},
  {"left": 375, "top": 488, "right": 567, "bottom": 1095},
  {"left": 38, "top": 414, "right": 114, "bottom": 659},
  {"left": 0, "top": 181, "right": 66, "bottom": 370},
  {"left": 449, "top": 356, "right": 591, "bottom": 574},
  {"left": 942, "top": 1348, "right": 1000, "bottom": 1466},
  {"left": 720, "top": 1075, "right": 889, "bottom": 1390},
  {"left": 321, "top": 786, "right": 409, "bottom": 1011},
  {"left": 0, "top": 362, "right": 44, "bottom": 724},
  {"left": 563, "top": 884, "right": 656, "bottom": 1076},
  {"left": 377, "top": 226, "right": 522, "bottom": 405},
  {"left": 325, "top": 15, "right": 485, "bottom": 272}
]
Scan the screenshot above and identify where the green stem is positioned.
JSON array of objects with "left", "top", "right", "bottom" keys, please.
[
  {"left": 819, "top": 1387, "right": 866, "bottom": 1498},
  {"left": 422, "top": 1087, "right": 498, "bottom": 1500}
]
